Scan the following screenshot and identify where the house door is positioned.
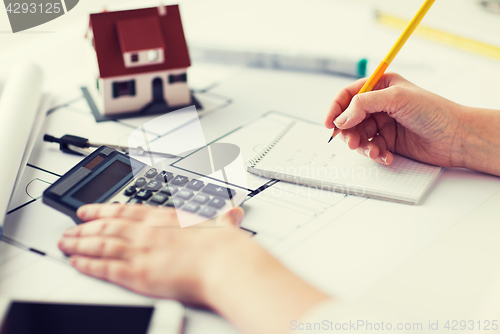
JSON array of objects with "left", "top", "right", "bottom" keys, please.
[{"left": 152, "top": 78, "right": 164, "bottom": 103}]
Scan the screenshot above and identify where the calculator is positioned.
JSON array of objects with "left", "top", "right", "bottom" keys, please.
[{"left": 43, "top": 146, "right": 247, "bottom": 226}]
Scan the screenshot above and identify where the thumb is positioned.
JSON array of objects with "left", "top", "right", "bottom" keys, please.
[
  {"left": 216, "top": 207, "right": 245, "bottom": 228},
  {"left": 334, "top": 86, "right": 405, "bottom": 130}
]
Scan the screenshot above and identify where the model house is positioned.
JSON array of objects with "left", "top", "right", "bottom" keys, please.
[{"left": 86, "top": 5, "right": 192, "bottom": 116}]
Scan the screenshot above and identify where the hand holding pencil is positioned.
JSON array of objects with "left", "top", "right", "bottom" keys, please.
[{"left": 326, "top": 0, "right": 436, "bottom": 162}]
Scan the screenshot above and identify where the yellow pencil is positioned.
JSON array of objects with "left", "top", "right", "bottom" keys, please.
[{"left": 328, "top": 0, "right": 435, "bottom": 143}]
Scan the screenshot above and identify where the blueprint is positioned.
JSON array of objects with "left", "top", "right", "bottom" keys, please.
[{"left": 2, "top": 0, "right": 500, "bottom": 332}]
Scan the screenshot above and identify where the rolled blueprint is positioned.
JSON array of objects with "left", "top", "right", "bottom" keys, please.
[{"left": 0, "top": 63, "right": 43, "bottom": 238}]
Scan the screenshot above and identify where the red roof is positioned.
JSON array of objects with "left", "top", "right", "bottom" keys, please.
[
  {"left": 89, "top": 5, "right": 191, "bottom": 79},
  {"left": 116, "top": 16, "right": 165, "bottom": 53}
]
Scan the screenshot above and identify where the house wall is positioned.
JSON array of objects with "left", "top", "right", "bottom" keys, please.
[
  {"left": 123, "top": 49, "right": 165, "bottom": 68},
  {"left": 91, "top": 69, "right": 191, "bottom": 115}
]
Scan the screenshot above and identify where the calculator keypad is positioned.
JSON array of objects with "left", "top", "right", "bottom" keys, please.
[{"left": 113, "top": 170, "right": 240, "bottom": 221}]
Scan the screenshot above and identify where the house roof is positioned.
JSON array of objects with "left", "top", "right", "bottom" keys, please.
[
  {"left": 116, "top": 16, "right": 165, "bottom": 53},
  {"left": 89, "top": 5, "right": 191, "bottom": 78}
]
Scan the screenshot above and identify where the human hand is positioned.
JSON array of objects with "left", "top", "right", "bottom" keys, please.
[
  {"left": 58, "top": 204, "right": 329, "bottom": 334},
  {"left": 324, "top": 73, "right": 466, "bottom": 167},
  {"left": 58, "top": 204, "right": 247, "bottom": 307}
]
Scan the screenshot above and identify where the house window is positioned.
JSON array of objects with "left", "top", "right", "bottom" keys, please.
[
  {"left": 168, "top": 73, "right": 187, "bottom": 84},
  {"left": 112, "top": 80, "right": 136, "bottom": 98},
  {"left": 131, "top": 54, "right": 139, "bottom": 62}
]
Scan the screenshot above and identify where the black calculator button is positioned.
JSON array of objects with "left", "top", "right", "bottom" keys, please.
[
  {"left": 192, "top": 193, "right": 209, "bottom": 204},
  {"left": 135, "top": 177, "right": 147, "bottom": 188},
  {"left": 202, "top": 183, "right": 236, "bottom": 199},
  {"left": 149, "top": 193, "right": 169, "bottom": 205},
  {"left": 176, "top": 189, "right": 194, "bottom": 200},
  {"left": 135, "top": 189, "right": 153, "bottom": 200},
  {"left": 145, "top": 168, "right": 158, "bottom": 179},
  {"left": 127, "top": 198, "right": 143, "bottom": 205},
  {"left": 165, "top": 198, "right": 184, "bottom": 208},
  {"left": 170, "top": 175, "right": 189, "bottom": 186},
  {"left": 199, "top": 206, "right": 217, "bottom": 218},
  {"left": 183, "top": 202, "right": 200, "bottom": 213},
  {"left": 186, "top": 180, "right": 204, "bottom": 191},
  {"left": 144, "top": 180, "right": 162, "bottom": 191},
  {"left": 160, "top": 185, "right": 178, "bottom": 196},
  {"left": 207, "top": 197, "right": 226, "bottom": 209},
  {"left": 123, "top": 186, "right": 137, "bottom": 196},
  {"left": 156, "top": 171, "right": 174, "bottom": 183}
]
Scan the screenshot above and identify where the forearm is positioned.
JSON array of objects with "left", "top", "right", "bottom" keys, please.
[
  {"left": 457, "top": 106, "right": 500, "bottom": 176},
  {"left": 203, "top": 238, "right": 330, "bottom": 334}
]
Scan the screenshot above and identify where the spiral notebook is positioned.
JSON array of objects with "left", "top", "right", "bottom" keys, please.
[{"left": 246, "top": 120, "right": 442, "bottom": 204}]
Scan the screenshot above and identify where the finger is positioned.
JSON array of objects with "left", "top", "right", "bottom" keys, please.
[
  {"left": 356, "top": 117, "right": 378, "bottom": 140},
  {"left": 340, "top": 129, "right": 361, "bottom": 150},
  {"left": 70, "top": 256, "right": 134, "bottom": 287},
  {"left": 334, "top": 85, "right": 407, "bottom": 130},
  {"left": 216, "top": 207, "right": 244, "bottom": 228},
  {"left": 375, "top": 149, "right": 394, "bottom": 165},
  {"left": 324, "top": 78, "right": 368, "bottom": 129},
  {"left": 368, "top": 135, "right": 394, "bottom": 165},
  {"left": 77, "top": 204, "right": 155, "bottom": 222},
  {"left": 355, "top": 139, "right": 381, "bottom": 159},
  {"left": 370, "top": 134, "right": 388, "bottom": 151},
  {"left": 63, "top": 219, "right": 138, "bottom": 239},
  {"left": 59, "top": 236, "right": 131, "bottom": 259}
]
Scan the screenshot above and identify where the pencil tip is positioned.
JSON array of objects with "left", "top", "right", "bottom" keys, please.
[{"left": 328, "top": 136, "right": 333, "bottom": 144}]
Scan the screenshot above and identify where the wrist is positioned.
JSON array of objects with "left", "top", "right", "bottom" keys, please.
[
  {"left": 449, "top": 103, "right": 470, "bottom": 169},
  {"left": 200, "top": 231, "right": 330, "bottom": 334},
  {"left": 454, "top": 106, "right": 500, "bottom": 176},
  {"left": 200, "top": 230, "right": 256, "bottom": 309}
]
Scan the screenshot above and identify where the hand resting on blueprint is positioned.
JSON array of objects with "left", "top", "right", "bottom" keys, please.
[
  {"left": 58, "top": 204, "right": 328, "bottom": 334},
  {"left": 325, "top": 73, "right": 500, "bottom": 177}
]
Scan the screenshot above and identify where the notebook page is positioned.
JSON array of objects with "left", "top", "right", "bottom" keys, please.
[{"left": 248, "top": 121, "right": 442, "bottom": 204}]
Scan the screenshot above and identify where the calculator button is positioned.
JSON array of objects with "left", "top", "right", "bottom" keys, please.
[
  {"left": 207, "top": 197, "right": 226, "bottom": 209},
  {"left": 123, "top": 186, "right": 137, "bottom": 196},
  {"left": 149, "top": 193, "right": 169, "bottom": 205},
  {"left": 135, "top": 177, "right": 147, "bottom": 188},
  {"left": 183, "top": 202, "right": 200, "bottom": 213},
  {"left": 176, "top": 189, "right": 194, "bottom": 200},
  {"left": 145, "top": 168, "right": 158, "bottom": 179},
  {"left": 135, "top": 189, "right": 153, "bottom": 200},
  {"left": 127, "top": 198, "right": 143, "bottom": 205},
  {"left": 202, "top": 183, "right": 236, "bottom": 199},
  {"left": 160, "top": 185, "right": 178, "bottom": 196},
  {"left": 186, "top": 180, "right": 204, "bottom": 191},
  {"left": 156, "top": 171, "right": 174, "bottom": 183},
  {"left": 192, "top": 193, "right": 209, "bottom": 204},
  {"left": 170, "top": 175, "right": 189, "bottom": 186},
  {"left": 165, "top": 198, "right": 184, "bottom": 208},
  {"left": 199, "top": 206, "right": 217, "bottom": 218},
  {"left": 144, "top": 180, "right": 162, "bottom": 191}
]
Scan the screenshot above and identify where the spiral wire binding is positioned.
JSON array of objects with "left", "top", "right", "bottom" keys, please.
[{"left": 246, "top": 121, "right": 296, "bottom": 168}]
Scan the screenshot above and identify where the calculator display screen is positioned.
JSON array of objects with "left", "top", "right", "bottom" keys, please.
[{"left": 72, "top": 160, "right": 133, "bottom": 204}]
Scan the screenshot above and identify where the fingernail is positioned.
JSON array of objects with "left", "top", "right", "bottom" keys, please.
[
  {"left": 381, "top": 156, "right": 388, "bottom": 164},
  {"left": 230, "top": 208, "right": 244, "bottom": 222},
  {"left": 58, "top": 239, "right": 67, "bottom": 249},
  {"left": 344, "top": 134, "right": 350, "bottom": 146},
  {"left": 334, "top": 114, "right": 348, "bottom": 127},
  {"left": 77, "top": 206, "right": 88, "bottom": 220},
  {"left": 64, "top": 227, "right": 78, "bottom": 236},
  {"left": 364, "top": 149, "right": 371, "bottom": 158}
]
